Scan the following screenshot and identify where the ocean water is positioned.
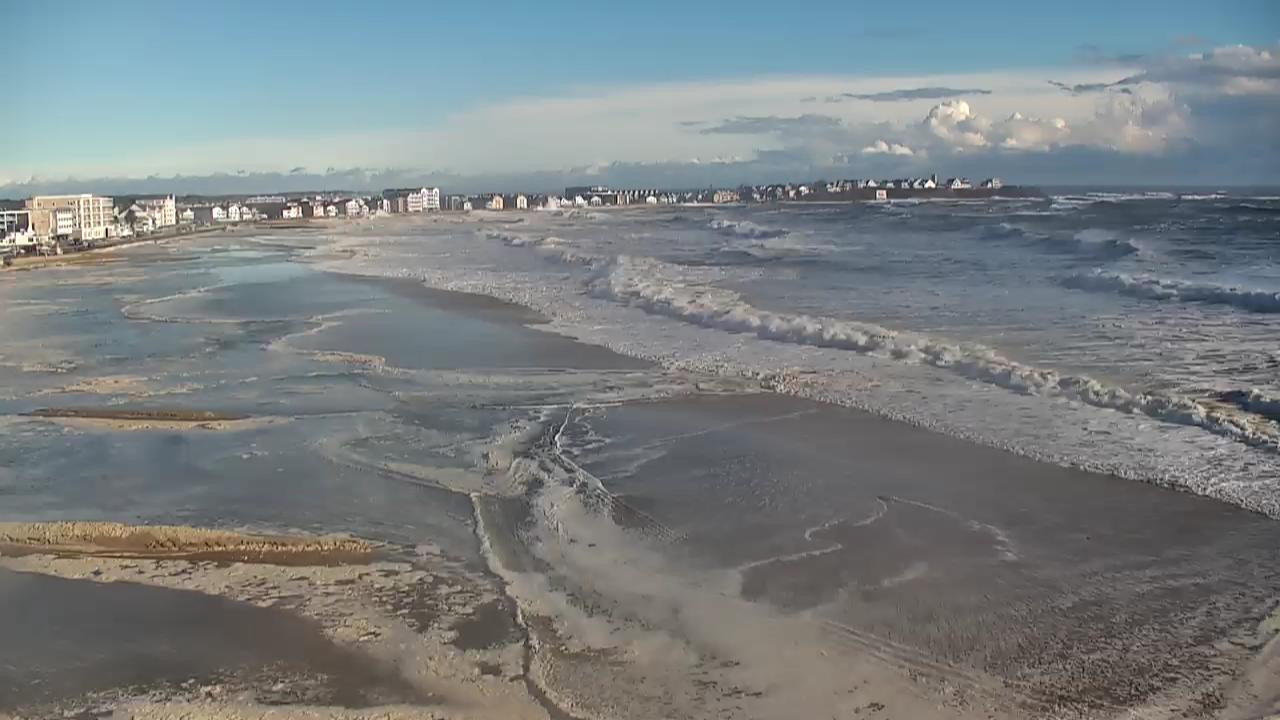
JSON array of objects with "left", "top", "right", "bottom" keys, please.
[{"left": 323, "top": 192, "right": 1280, "bottom": 517}]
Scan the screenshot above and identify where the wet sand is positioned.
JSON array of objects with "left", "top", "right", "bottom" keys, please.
[
  {"left": 565, "top": 393, "right": 1280, "bottom": 715},
  {"left": 1, "top": 224, "right": 1277, "bottom": 719},
  {"left": 0, "top": 567, "right": 423, "bottom": 712}
]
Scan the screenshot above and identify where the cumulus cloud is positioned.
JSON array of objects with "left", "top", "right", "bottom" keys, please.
[
  {"left": 860, "top": 139, "right": 916, "bottom": 156},
  {"left": 827, "top": 87, "right": 992, "bottom": 102},
  {"left": 869, "top": 92, "right": 1188, "bottom": 157},
  {"left": 922, "top": 100, "right": 995, "bottom": 148}
]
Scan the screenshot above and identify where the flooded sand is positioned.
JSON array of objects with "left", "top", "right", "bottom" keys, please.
[
  {"left": 0, "top": 224, "right": 1276, "bottom": 719},
  {"left": 0, "top": 567, "right": 424, "bottom": 713},
  {"left": 549, "top": 393, "right": 1280, "bottom": 716}
]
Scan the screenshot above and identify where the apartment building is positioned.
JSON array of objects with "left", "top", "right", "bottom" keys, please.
[
  {"left": 137, "top": 195, "right": 177, "bottom": 227},
  {"left": 26, "top": 194, "right": 115, "bottom": 242}
]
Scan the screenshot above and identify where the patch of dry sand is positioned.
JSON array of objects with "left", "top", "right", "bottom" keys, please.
[
  {"left": 23, "top": 407, "right": 284, "bottom": 432},
  {"left": 0, "top": 521, "right": 371, "bottom": 565}
]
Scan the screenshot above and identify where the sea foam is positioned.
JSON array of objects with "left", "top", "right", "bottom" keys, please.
[{"left": 588, "top": 255, "right": 1279, "bottom": 451}]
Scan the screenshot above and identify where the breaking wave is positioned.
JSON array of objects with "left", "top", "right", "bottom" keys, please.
[
  {"left": 1062, "top": 229, "right": 1143, "bottom": 259},
  {"left": 1218, "top": 389, "right": 1280, "bottom": 423},
  {"left": 708, "top": 219, "right": 789, "bottom": 239},
  {"left": 991, "top": 225, "right": 1141, "bottom": 259},
  {"left": 1061, "top": 270, "right": 1280, "bottom": 313},
  {"left": 587, "top": 255, "right": 1278, "bottom": 450}
]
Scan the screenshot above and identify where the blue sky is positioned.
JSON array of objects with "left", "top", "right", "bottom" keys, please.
[{"left": 3, "top": 1, "right": 1278, "bottom": 192}]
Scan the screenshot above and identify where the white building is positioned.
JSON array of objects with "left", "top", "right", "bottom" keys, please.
[
  {"left": 26, "top": 194, "right": 114, "bottom": 242},
  {"left": 212, "top": 205, "right": 228, "bottom": 222},
  {"left": 1, "top": 209, "right": 38, "bottom": 252},
  {"left": 179, "top": 207, "right": 195, "bottom": 223},
  {"left": 283, "top": 204, "right": 303, "bottom": 219},
  {"left": 485, "top": 195, "right": 504, "bottom": 210},
  {"left": 515, "top": 194, "right": 528, "bottom": 210},
  {"left": 981, "top": 177, "right": 1003, "bottom": 189},
  {"left": 421, "top": 187, "right": 441, "bottom": 211},
  {"left": 137, "top": 195, "right": 177, "bottom": 227}
]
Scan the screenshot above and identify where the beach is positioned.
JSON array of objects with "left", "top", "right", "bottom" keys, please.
[{"left": 1, "top": 214, "right": 1277, "bottom": 719}]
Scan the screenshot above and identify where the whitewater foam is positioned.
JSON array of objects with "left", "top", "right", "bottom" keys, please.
[
  {"left": 708, "top": 218, "right": 789, "bottom": 239},
  {"left": 1066, "top": 228, "right": 1143, "bottom": 259},
  {"left": 588, "top": 255, "right": 1278, "bottom": 451},
  {"left": 1061, "top": 270, "right": 1280, "bottom": 313}
]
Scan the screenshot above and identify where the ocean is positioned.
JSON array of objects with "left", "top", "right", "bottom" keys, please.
[{"left": 331, "top": 191, "right": 1280, "bottom": 518}]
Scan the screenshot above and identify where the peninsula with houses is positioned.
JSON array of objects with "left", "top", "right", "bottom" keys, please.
[{"left": 1, "top": 175, "right": 1037, "bottom": 261}]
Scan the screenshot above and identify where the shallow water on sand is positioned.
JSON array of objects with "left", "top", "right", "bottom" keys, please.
[
  {"left": 0, "top": 226, "right": 1277, "bottom": 719},
  {"left": 0, "top": 567, "right": 423, "bottom": 711}
]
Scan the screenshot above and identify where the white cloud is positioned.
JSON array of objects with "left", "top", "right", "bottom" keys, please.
[
  {"left": 922, "top": 100, "right": 993, "bottom": 148},
  {"left": 4, "top": 45, "right": 1277, "bottom": 189},
  {"left": 860, "top": 139, "right": 916, "bottom": 156}
]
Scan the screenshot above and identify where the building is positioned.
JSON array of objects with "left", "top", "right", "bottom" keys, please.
[
  {"left": 1, "top": 209, "right": 38, "bottom": 252},
  {"left": 119, "top": 203, "right": 157, "bottom": 233},
  {"left": 179, "top": 207, "right": 195, "bottom": 224},
  {"left": 137, "top": 195, "right": 177, "bottom": 227},
  {"left": 485, "top": 194, "right": 504, "bottom": 210},
  {"left": 410, "top": 187, "right": 440, "bottom": 212},
  {"left": 712, "top": 189, "right": 740, "bottom": 204},
  {"left": 26, "top": 194, "right": 114, "bottom": 242},
  {"left": 981, "top": 177, "right": 1003, "bottom": 189},
  {"left": 382, "top": 187, "right": 441, "bottom": 213},
  {"left": 515, "top": 194, "right": 528, "bottom": 210}
]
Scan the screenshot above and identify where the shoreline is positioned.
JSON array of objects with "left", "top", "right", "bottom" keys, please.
[
  {"left": 1, "top": 215, "right": 1277, "bottom": 718},
  {"left": 335, "top": 211, "right": 1280, "bottom": 521}
]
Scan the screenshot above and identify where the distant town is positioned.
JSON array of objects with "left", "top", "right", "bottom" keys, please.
[{"left": 1, "top": 174, "right": 1022, "bottom": 260}]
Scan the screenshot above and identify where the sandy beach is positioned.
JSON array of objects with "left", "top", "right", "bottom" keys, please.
[{"left": 0, "top": 220, "right": 1276, "bottom": 719}]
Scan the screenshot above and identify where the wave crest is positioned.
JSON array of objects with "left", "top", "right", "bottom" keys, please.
[
  {"left": 589, "top": 256, "right": 1279, "bottom": 451},
  {"left": 708, "top": 219, "right": 789, "bottom": 239},
  {"left": 1061, "top": 270, "right": 1280, "bottom": 313}
]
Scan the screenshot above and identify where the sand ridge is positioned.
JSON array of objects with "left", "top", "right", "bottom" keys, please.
[{"left": 0, "top": 521, "right": 372, "bottom": 565}]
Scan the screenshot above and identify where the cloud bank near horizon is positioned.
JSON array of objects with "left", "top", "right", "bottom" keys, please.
[{"left": 4, "top": 43, "right": 1277, "bottom": 196}]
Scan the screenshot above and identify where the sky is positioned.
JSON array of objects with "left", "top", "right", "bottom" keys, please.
[{"left": 2, "top": 0, "right": 1278, "bottom": 194}]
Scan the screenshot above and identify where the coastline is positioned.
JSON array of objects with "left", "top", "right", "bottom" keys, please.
[{"left": 0, "top": 220, "right": 1276, "bottom": 718}]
